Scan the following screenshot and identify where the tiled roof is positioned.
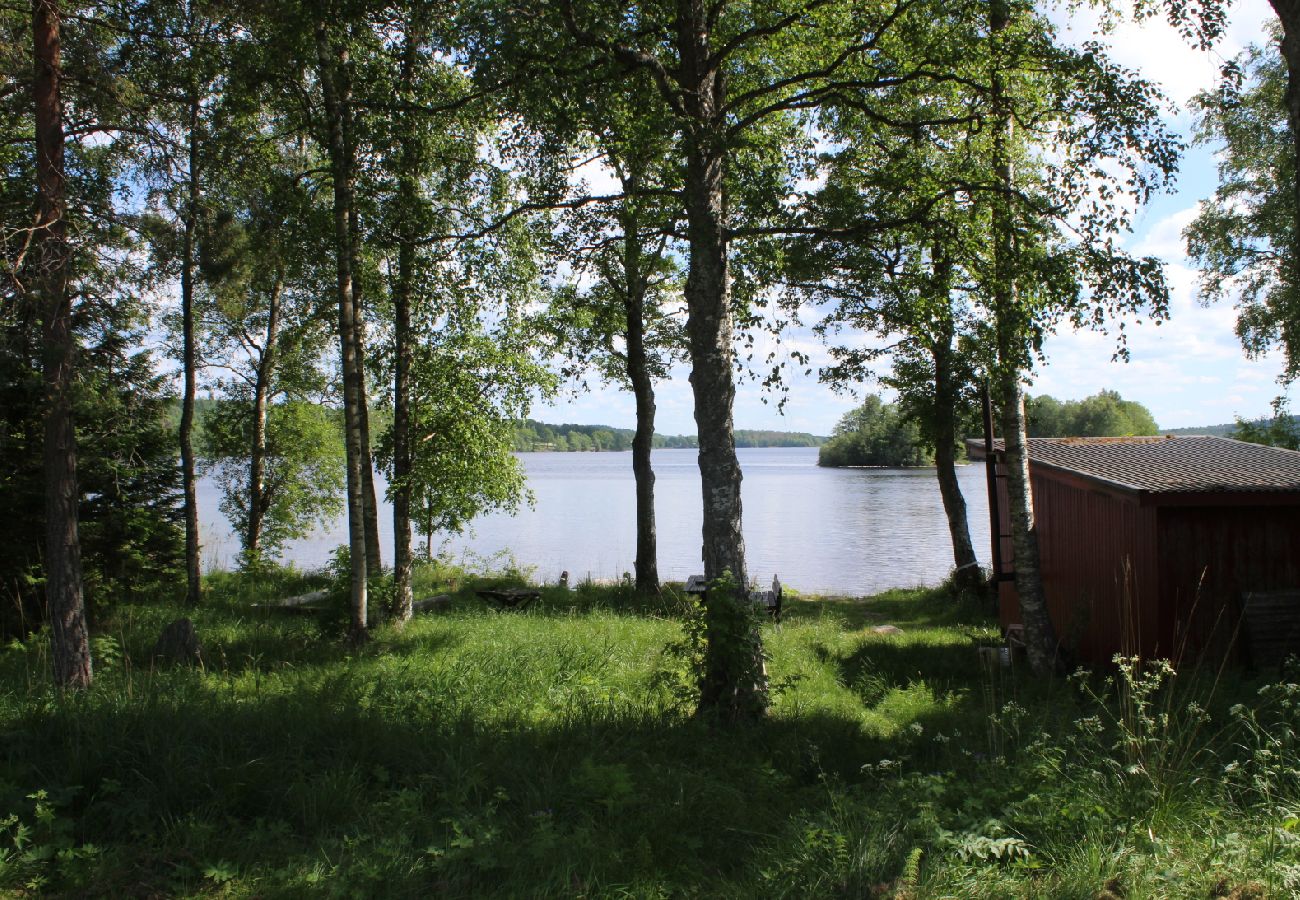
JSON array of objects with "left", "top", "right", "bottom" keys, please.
[{"left": 971, "top": 435, "right": 1300, "bottom": 494}]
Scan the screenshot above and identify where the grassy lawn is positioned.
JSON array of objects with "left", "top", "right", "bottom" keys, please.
[{"left": 2, "top": 566, "right": 1297, "bottom": 897}]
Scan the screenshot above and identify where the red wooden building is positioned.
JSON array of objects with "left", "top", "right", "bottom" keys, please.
[{"left": 969, "top": 435, "right": 1300, "bottom": 666}]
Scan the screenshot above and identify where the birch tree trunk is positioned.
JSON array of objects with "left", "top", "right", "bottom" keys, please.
[
  {"left": 350, "top": 209, "right": 382, "bottom": 576},
  {"left": 990, "top": 0, "right": 1057, "bottom": 675},
  {"left": 316, "top": 21, "right": 367, "bottom": 638},
  {"left": 180, "top": 91, "right": 202, "bottom": 602},
  {"left": 33, "top": 0, "right": 91, "bottom": 688},
  {"left": 931, "top": 356, "right": 979, "bottom": 584},
  {"left": 390, "top": 23, "right": 419, "bottom": 626},
  {"left": 245, "top": 278, "right": 281, "bottom": 563},
  {"left": 339, "top": 48, "right": 382, "bottom": 577},
  {"left": 676, "top": 5, "right": 746, "bottom": 590},
  {"left": 391, "top": 234, "right": 414, "bottom": 624},
  {"left": 997, "top": 384, "right": 1057, "bottom": 672},
  {"left": 676, "top": 0, "right": 765, "bottom": 721},
  {"left": 620, "top": 202, "right": 660, "bottom": 595}
]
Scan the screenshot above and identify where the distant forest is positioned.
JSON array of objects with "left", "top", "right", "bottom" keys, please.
[
  {"left": 174, "top": 403, "right": 825, "bottom": 454},
  {"left": 511, "top": 419, "right": 826, "bottom": 452},
  {"left": 1160, "top": 423, "right": 1236, "bottom": 437}
]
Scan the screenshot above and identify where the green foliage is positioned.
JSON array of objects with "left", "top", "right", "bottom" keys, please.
[
  {"left": 818, "top": 395, "right": 932, "bottom": 467},
  {"left": 1187, "top": 32, "right": 1300, "bottom": 383},
  {"left": 1025, "top": 390, "right": 1160, "bottom": 437},
  {"left": 0, "top": 789, "right": 100, "bottom": 894},
  {"left": 1232, "top": 397, "right": 1300, "bottom": 450},
  {"left": 380, "top": 330, "right": 539, "bottom": 544},
  {"left": 0, "top": 302, "right": 183, "bottom": 638},
  {"left": 201, "top": 400, "right": 345, "bottom": 565}
]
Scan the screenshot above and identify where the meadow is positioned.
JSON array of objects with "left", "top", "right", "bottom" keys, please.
[{"left": 2, "top": 564, "right": 1297, "bottom": 897}]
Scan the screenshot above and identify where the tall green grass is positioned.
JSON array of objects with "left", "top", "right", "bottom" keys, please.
[{"left": 1, "top": 566, "right": 1296, "bottom": 897}]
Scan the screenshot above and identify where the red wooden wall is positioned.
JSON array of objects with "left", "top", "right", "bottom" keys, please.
[{"left": 1157, "top": 505, "right": 1300, "bottom": 665}]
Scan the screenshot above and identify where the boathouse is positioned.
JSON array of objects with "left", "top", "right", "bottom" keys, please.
[{"left": 969, "top": 435, "right": 1300, "bottom": 667}]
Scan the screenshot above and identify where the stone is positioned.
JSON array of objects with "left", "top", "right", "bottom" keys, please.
[
  {"left": 871, "top": 624, "right": 903, "bottom": 635},
  {"left": 152, "top": 617, "right": 202, "bottom": 666},
  {"left": 412, "top": 595, "right": 452, "bottom": 615}
]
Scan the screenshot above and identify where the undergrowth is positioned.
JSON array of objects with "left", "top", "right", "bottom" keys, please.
[{"left": 1, "top": 562, "right": 1295, "bottom": 897}]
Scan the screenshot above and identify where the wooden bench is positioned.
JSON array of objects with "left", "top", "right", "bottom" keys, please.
[
  {"left": 683, "top": 574, "right": 783, "bottom": 621},
  {"left": 476, "top": 588, "right": 541, "bottom": 611}
]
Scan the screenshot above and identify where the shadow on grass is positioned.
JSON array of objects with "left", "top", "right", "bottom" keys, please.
[
  {"left": 5, "top": 673, "right": 942, "bottom": 898},
  {"left": 0, "top": 581, "right": 1059, "bottom": 896},
  {"left": 827, "top": 634, "right": 984, "bottom": 700}
]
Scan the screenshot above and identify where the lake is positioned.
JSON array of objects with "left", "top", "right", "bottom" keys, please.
[{"left": 197, "top": 447, "right": 992, "bottom": 596}]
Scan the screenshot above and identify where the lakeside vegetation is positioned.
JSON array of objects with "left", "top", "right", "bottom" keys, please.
[
  {"left": 819, "top": 390, "right": 1162, "bottom": 468},
  {"left": 2, "top": 565, "right": 1296, "bottom": 897}
]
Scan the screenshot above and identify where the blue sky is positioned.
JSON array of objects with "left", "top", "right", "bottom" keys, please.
[{"left": 536, "top": 0, "right": 1292, "bottom": 436}]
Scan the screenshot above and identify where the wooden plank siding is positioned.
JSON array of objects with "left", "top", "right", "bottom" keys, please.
[
  {"left": 992, "top": 460, "right": 1161, "bottom": 663},
  {"left": 1029, "top": 474, "right": 1159, "bottom": 663},
  {"left": 1157, "top": 506, "right": 1300, "bottom": 666}
]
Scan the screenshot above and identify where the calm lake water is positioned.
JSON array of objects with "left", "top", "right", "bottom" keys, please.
[{"left": 198, "top": 447, "right": 991, "bottom": 596}]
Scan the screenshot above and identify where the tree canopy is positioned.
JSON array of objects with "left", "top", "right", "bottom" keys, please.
[
  {"left": 1187, "top": 32, "right": 1300, "bottom": 384},
  {"left": 1025, "top": 390, "right": 1160, "bottom": 438}
]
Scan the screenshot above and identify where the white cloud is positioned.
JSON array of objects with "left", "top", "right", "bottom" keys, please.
[
  {"left": 1130, "top": 206, "right": 1198, "bottom": 260},
  {"left": 1049, "top": 0, "right": 1276, "bottom": 112}
]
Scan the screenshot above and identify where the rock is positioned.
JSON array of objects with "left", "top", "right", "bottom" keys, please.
[
  {"left": 412, "top": 595, "right": 452, "bottom": 615},
  {"left": 251, "top": 590, "right": 330, "bottom": 613},
  {"left": 152, "top": 617, "right": 202, "bottom": 665},
  {"left": 871, "top": 624, "right": 903, "bottom": 635}
]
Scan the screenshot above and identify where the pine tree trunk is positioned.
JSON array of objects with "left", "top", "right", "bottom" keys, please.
[
  {"left": 316, "top": 22, "right": 367, "bottom": 639},
  {"left": 676, "top": 0, "right": 764, "bottom": 721},
  {"left": 33, "top": 0, "right": 91, "bottom": 688},
  {"left": 246, "top": 279, "right": 281, "bottom": 565},
  {"left": 621, "top": 206, "right": 659, "bottom": 595},
  {"left": 180, "top": 92, "right": 202, "bottom": 603}
]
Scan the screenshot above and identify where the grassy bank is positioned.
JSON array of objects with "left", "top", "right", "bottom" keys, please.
[{"left": 2, "top": 566, "right": 1297, "bottom": 897}]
